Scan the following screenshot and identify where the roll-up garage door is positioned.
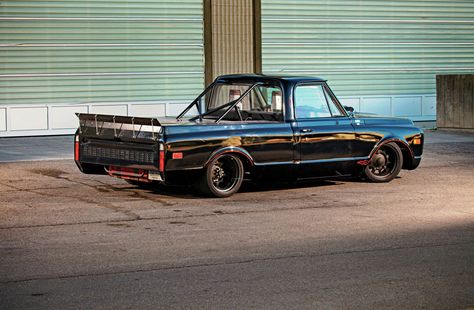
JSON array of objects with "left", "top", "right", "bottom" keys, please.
[
  {"left": 261, "top": 0, "right": 474, "bottom": 120},
  {"left": 0, "top": 0, "right": 203, "bottom": 136}
]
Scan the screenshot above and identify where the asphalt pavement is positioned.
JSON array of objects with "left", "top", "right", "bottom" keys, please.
[
  {"left": 0, "top": 130, "right": 473, "bottom": 309},
  {"left": 0, "top": 135, "right": 73, "bottom": 162}
]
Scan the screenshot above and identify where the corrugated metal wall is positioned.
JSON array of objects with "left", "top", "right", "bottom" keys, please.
[
  {"left": 0, "top": 0, "right": 203, "bottom": 136},
  {"left": 261, "top": 0, "right": 474, "bottom": 119}
]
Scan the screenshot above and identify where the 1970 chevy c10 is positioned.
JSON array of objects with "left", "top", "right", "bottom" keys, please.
[{"left": 74, "top": 74, "right": 423, "bottom": 197}]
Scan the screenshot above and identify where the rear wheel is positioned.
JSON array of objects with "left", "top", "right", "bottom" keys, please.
[
  {"left": 196, "top": 154, "right": 244, "bottom": 198},
  {"left": 364, "top": 142, "right": 403, "bottom": 182}
]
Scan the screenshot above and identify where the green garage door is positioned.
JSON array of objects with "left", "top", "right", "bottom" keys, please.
[
  {"left": 262, "top": 0, "right": 474, "bottom": 119},
  {"left": 0, "top": 0, "right": 203, "bottom": 136}
]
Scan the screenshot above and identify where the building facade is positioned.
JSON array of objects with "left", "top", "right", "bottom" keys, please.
[{"left": 1, "top": 0, "right": 473, "bottom": 136}]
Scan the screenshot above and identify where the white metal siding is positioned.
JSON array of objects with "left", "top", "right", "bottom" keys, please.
[
  {"left": 0, "top": 0, "right": 204, "bottom": 136},
  {"left": 262, "top": 0, "right": 474, "bottom": 120}
]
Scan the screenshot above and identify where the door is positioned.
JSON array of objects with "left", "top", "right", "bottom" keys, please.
[{"left": 294, "top": 83, "right": 356, "bottom": 178}]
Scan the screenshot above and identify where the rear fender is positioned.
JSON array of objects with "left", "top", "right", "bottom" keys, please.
[{"left": 204, "top": 147, "right": 255, "bottom": 170}]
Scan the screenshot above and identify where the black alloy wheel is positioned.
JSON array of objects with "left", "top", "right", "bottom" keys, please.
[
  {"left": 197, "top": 154, "right": 244, "bottom": 198},
  {"left": 364, "top": 142, "right": 403, "bottom": 182}
]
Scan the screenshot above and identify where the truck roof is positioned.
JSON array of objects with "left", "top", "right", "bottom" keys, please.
[{"left": 215, "top": 74, "right": 327, "bottom": 84}]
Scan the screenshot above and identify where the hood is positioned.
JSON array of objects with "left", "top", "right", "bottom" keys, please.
[{"left": 354, "top": 114, "right": 414, "bottom": 126}]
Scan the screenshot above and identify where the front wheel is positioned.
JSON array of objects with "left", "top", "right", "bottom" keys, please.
[
  {"left": 363, "top": 142, "right": 403, "bottom": 182},
  {"left": 196, "top": 154, "right": 244, "bottom": 198}
]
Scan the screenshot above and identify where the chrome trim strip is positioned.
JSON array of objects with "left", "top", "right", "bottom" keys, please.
[
  {"left": 0, "top": 71, "right": 203, "bottom": 78},
  {"left": 298, "top": 157, "right": 369, "bottom": 165},
  {"left": 253, "top": 160, "right": 294, "bottom": 166},
  {"left": 253, "top": 156, "right": 369, "bottom": 166}
]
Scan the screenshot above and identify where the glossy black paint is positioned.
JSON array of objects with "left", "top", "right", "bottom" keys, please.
[{"left": 75, "top": 74, "right": 424, "bottom": 185}]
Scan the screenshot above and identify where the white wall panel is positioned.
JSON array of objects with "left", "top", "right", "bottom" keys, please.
[
  {"left": 0, "top": 101, "right": 194, "bottom": 137},
  {"left": 90, "top": 104, "right": 128, "bottom": 116},
  {"left": 0, "top": 108, "right": 6, "bottom": 131},
  {"left": 338, "top": 97, "right": 361, "bottom": 112},
  {"left": 393, "top": 97, "right": 422, "bottom": 117},
  {"left": 360, "top": 97, "right": 391, "bottom": 116},
  {"left": 10, "top": 107, "right": 48, "bottom": 131},
  {"left": 166, "top": 103, "right": 198, "bottom": 117},
  {"left": 422, "top": 96, "right": 437, "bottom": 116},
  {"left": 131, "top": 104, "right": 166, "bottom": 118},
  {"left": 50, "top": 105, "right": 88, "bottom": 130}
]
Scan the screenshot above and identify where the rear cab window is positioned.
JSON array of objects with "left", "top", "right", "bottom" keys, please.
[{"left": 206, "top": 83, "right": 284, "bottom": 121}]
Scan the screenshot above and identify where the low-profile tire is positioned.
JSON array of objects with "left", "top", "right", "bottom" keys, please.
[
  {"left": 364, "top": 142, "right": 403, "bottom": 183},
  {"left": 196, "top": 154, "right": 244, "bottom": 198}
]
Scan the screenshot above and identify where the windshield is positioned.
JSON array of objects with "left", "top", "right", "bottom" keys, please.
[{"left": 177, "top": 82, "right": 284, "bottom": 122}]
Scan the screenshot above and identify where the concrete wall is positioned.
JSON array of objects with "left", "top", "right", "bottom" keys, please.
[
  {"left": 437, "top": 75, "right": 474, "bottom": 130},
  {"left": 204, "top": 0, "right": 261, "bottom": 85}
]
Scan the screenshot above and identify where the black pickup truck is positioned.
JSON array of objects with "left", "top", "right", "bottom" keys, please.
[{"left": 75, "top": 74, "right": 423, "bottom": 197}]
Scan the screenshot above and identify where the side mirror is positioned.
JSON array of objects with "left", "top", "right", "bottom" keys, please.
[
  {"left": 344, "top": 105, "right": 354, "bottom": 113},
  {"left": 344, "top": 105, "right": 355, "bottom": 117}
]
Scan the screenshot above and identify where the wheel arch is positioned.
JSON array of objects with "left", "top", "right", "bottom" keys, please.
[
  {"left": 204, "top": 147, "right": 255, "bottom": 172},
  {"left": 370, "top": 137, "right": 414, "bottom": 169}
]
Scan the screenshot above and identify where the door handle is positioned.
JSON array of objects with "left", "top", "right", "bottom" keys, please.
[{"left": 300, "top": 128, "right": 312, "bottom": 133}]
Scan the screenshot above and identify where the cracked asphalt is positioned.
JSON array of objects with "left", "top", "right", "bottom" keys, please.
[{"left": 0, "top": 130, "right": 473, "bottom": 309}]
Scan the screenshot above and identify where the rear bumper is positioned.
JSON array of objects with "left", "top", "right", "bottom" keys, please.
[
  {"left": 75, "top": 135, "right": 164, "bottom": 182},
  {"left": 78, "top": 139, "right": 159, "bottom": 170}
]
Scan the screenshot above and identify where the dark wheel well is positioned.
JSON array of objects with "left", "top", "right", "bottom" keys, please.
[
  {"left": 232, "top": 153, "right": 253, "bottom": 175},
  {"left": 391, "top": 141, "right": 414, "bottom": 170}
]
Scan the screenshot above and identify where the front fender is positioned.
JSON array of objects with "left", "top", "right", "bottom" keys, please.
[
  {"left": 369, "top": 136, "right": 421, "bottom": 170},
  {"left": 369, "top": 137, "right": 413, "bottom": 158}
]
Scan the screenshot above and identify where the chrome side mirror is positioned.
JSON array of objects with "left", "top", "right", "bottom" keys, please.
[{"left": 344, "top": 105, "right": 355, "bottom": 117}]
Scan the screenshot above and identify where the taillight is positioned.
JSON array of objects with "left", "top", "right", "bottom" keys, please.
[
  {"left": 74, "top": 135, "right": 80, "bottom": 161},
  {"left": 159, "top": 143, "right": 165, "bottom": 172}
]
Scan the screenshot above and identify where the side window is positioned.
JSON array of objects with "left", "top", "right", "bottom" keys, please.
[
  {"left": 324, "top": 87, "right": 344, "bottom": 117},
  {"left": 294, "top": 85, "right": 332, "bottom": 119}
]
